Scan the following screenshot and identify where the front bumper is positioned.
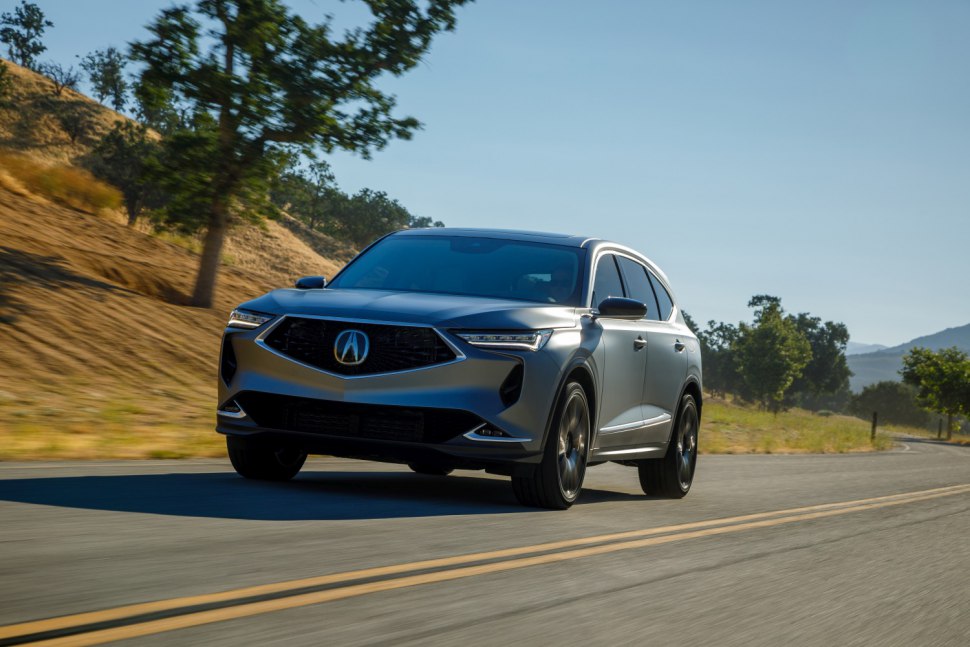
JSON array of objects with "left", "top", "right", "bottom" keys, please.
[{"left": 217, "top": 322, "right": 571, "bottom": 468}]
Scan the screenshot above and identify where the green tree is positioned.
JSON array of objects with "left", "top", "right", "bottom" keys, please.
[
  {"left": 408, "top": 215, "right": 445, "bottom": 228},
  {"left": 331, "top": 188, "right": 412, "bottom": 247},
  {"left": 735, "top": 296, "right": 812, "bottom": 411},
  {"left": 0, "top": 1, "right": 52, "bottom": 70},
  {"left": 848, "top": 381, "right": 931, "bottom": 428},
  {"left": 900, "top": 347, "right": 970, "bottom": 440},
  {"left": 786, "top": 313, "right": 851, "bottom": 410},
  {"left": 80, "top": 47, "right": 128, "bottom": 111},
  {"left": 85, "top": 121, "right": 164, "bottom": 225},
  {"left": 130, "top": 0, "right": 470, "bottom": 308},
  {"left": 695, "top": 320, "right": 742, "bottom": 399},
  {"left": 271, "top": 160, "right": 337, "bottom": 231},
  {"left": 55, "top": 103, "right": 90, "bottom": 144}
]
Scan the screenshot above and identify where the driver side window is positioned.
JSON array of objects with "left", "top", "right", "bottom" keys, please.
[{"left": 591, "top": 254, "right": 625, "bottom": 307}]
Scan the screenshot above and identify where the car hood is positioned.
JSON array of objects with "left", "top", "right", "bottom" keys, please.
[{"left": 239, "top": 288, "right": 580, "bottom": 330}]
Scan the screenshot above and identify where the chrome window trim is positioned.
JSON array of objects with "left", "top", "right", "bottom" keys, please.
[
  {"left": 587, "top": 247, "right": 677, "bottom": 324},
  {"left": 598, "top": 413, "right": 671, "bottom": 435},
  {"left": 254, "top": 314, "right": 467, "bottom": 380}
]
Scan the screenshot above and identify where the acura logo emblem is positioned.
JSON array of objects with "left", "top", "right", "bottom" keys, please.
[{"left": 334, "top": 329, "right": 369, "bottom": 366}]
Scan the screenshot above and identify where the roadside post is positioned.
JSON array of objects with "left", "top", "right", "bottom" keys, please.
[{"left": 871, "top": 412, "right": 877, "bottom": 442}]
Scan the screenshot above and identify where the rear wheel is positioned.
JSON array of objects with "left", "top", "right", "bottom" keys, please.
[
  {"left": 637, "top": 394, "right": 698, "bottom": 498},
  {"left": 407, "top": 463, "right": 453, "bottom": 476},
  {"left": 226, "top": 435, "right": 307, "bottom": 481},
  {"left": 512, "top": 382, "right": 589, "bottom": 509}
]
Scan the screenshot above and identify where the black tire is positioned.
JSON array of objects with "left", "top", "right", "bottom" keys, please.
[
  {"left": 226, "top": 435, "right": 307, "bottom": 481},
  {"left": 638, "top": 394, "right": 698, "bottom": 498},
  {"left": 512, "top": 382, "right": 590, "bottom": 509},
  {"left": 407, "top": 463, "right": 454, "bottom": 476}
]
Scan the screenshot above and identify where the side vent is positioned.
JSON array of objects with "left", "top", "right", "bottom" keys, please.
[
  {"left": 220, "top": 334, "right": 238, "bottom": 387},
  {"left": 499, "top": 364, "right": 524, "bottom": 407}
]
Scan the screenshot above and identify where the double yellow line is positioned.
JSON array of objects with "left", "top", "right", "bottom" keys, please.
[{"left": 2, "top": 483, "right": 968, "bottom": 646}]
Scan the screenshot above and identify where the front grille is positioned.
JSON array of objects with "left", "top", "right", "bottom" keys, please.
[
  {"left": 235, "top": 392, "right": 482, "bottom": 444},
  {"left": 262, "top": 317, "right": 457, "bottom": 376}
]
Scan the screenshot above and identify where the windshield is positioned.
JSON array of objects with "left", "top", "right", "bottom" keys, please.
[{"left": 330, "top": 235, "right": 586, "bottom": 306}]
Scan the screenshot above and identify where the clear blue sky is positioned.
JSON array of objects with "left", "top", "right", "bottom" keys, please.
[{"left": 33, "top": 0, "right": 970, "bottom": 346}]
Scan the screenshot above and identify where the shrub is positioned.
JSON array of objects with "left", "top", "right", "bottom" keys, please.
[
  {"left": 0, "top": 151, "right": 122, "bottom": 212},
  {"left": 849, "top": 381, "right": 931, "bottom": 428}
]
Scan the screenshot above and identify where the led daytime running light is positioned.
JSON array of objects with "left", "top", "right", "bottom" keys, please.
[
  {"left": 457, "top": 329, "right": 553, "bottom": 351},
  {"left": 227, "top": 309, "right": 274, "bottom": 330}
]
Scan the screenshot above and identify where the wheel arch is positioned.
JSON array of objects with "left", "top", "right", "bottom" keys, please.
[
  {"left": 661, "top": 379, "right": 703, "bottom": 448},
  {"left": 542, "top": 357, "right": 599, "bottom": 448},
  {"left": 682, "top": 378, "right": 703, "bottom": 422}
]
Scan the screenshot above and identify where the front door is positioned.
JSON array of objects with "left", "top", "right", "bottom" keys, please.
[{"left": 589, "top": 254, "right": 649, "bottom": 451}]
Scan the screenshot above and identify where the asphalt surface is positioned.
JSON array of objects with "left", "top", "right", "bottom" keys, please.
[{"left": 0, "top": 438, "right": 968, "bottom": 646}]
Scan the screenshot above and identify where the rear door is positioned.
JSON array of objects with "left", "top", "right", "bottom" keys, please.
[{"left": 641, "top": 268, "right": 689, "bottom": 444}]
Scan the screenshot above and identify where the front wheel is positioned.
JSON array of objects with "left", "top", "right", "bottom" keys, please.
[
  {"left": 227, "top": 435, "right": 307, "bottom": 481},
  {"left": 512, "top": 382, "right": 590, "bottom": 509},
  {"left": 637, "top": 394, "right": 698, "bottom": 498}
]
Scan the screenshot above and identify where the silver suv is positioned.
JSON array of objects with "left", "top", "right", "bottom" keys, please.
[{"left": 218, "top": 229, "right": 702, "bottom": 509}]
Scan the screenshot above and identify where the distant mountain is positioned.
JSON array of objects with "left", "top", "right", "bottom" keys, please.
[
  {"left": 847, "top": 323, "right": 970, "bottom": 391},
  {"left": 846, "top": 342, "right": 888, "bottom": 356}
]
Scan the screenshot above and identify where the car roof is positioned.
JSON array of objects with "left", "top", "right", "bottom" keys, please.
[{"left": 393, "top": 227, "right": 597, "bottom": 248}]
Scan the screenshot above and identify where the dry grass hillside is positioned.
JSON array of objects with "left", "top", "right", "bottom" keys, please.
[
  {"left": 0, "top": 178, "right": 349, "bottom": 458},
  {"left": 0, "top": 58, "right": 133, "bottom": 163},
  {"left": 0, "top": 60, "right": 360, "bottom": 458}
]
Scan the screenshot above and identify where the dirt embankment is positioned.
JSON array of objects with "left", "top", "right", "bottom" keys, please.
[{"left": 0, "top": 185, "right": 343, "bottom": 458}]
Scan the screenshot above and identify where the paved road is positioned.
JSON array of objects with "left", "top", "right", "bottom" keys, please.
[{"left": 0, "top": 438, "right": 968, "bottom": 646}]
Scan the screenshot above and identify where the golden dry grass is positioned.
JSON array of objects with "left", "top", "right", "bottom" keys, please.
[
  {"left": 0, "top": 57, "right": 135, "bottom": 163},
  {"left": 0, "top": 150, "right": 122, "bottom": 213},
  {"left": 0, "top": 183, "right": 347, "bottom": 460},
  {"left": 701, "top": 398, "right": 895, "bottom": 454},
  {"left": 0, "top": 60, "right": 353, "bottom": 460}
]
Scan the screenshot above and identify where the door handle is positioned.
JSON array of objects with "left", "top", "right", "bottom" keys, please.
[
  {"left": 634, "top": 336, "right": 647, "bottom": 350},
  {"left": 674, "top": 340, "right": 686, "bottom": 352}
]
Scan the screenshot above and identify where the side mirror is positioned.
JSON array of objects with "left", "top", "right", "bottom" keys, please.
[
  {"left": 596, "top": 297, "right": 647, "bottom": 319},
  {"left": 294, "top": 276, "right": 327, "bottom": 290}
]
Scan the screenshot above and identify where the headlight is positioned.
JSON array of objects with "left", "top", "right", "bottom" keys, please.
[
  {"left": 227, "top": 309, "right": 274, "bottom": 330},
  {"left": 456, "top": 330, "right": 553, "bottom": 351}
]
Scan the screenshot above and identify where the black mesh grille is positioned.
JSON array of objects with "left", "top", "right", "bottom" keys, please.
[
  {"left": 262, "top": 317, "right": 457, "bottom": 376},
  {"left": 235, "top": 392, "right": 482, "bottom": 444}
]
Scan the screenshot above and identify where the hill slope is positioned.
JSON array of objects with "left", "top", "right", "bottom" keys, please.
[
  {"left": 845, "top": 341, "right": 887, "bottom": 356},
  {"left": 847, "top": 323, "right": 970, "bottom": 391},
  {"left": 0, "top": 57, "right": 134, "bottom": 163},
  {"left": 0, "top": 182, "right": 345, "bottom": 457},
  {"left": 0, "top": 59, "right": 362, "bottom": 457}
]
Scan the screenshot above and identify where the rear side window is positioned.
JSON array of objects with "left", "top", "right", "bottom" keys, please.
[
  {"left": 591, "top": 254, "right": 624, "bottom": 307},
  {"left": 648, "top": 272, "right": 674, "bottom": 321},
  {"left": 616, "top": 256, "right": 661, "bottom": 320}
]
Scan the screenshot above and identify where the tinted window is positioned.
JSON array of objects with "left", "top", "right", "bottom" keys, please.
[
  {"left": 330, "top": 236, "right": 586, "bottom": 305},
  {"left": 648, "top": 271, "right": 674, "bottom": 320},
  {"left": 616, "top": 256, "right": 661, "bottom": 320},
  {"left": 591, "top": 254, "right": 625, "bottom": 307}
]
